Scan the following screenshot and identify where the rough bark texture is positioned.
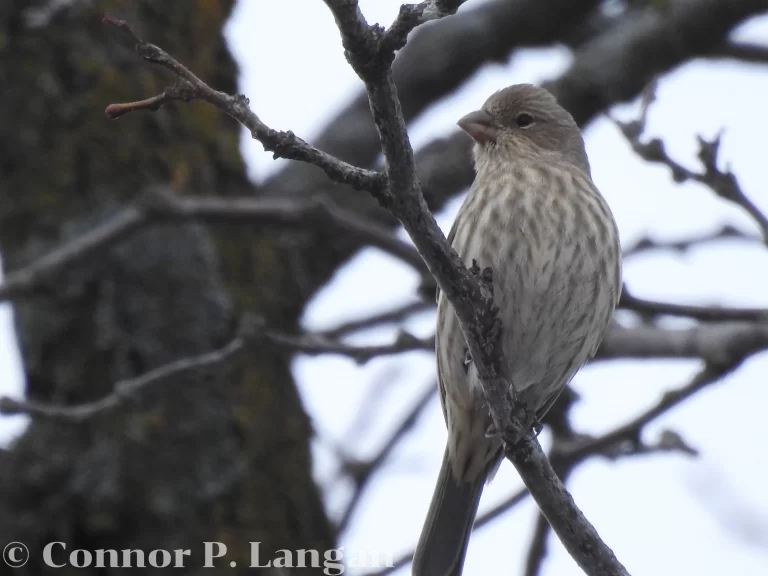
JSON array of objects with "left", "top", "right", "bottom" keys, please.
[{"left": 0, "top": 1, "right": 332, "bottom": 573}]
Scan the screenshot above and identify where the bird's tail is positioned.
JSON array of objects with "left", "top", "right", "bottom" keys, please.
[{"left": 412, "top": 447, "right": 486, "bottom": 576}]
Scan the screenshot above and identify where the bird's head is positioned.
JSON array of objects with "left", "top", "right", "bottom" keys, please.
[{"left": 457, "top": 84, "right": 590, "bottom": 175}]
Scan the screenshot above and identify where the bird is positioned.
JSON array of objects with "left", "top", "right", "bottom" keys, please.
[{"left": 412, "top": 84, "right": 622, "bottom": 576}]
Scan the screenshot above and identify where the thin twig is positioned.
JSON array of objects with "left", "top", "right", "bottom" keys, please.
[
  {"left": 264, "top": 329, "right": 434, "bottom": 364},
  {"left": 0, "top": 333, "right": 247, "bottom": 421},
  {"left": 524, "top": 504, "right": 557, "bottom": 576},
  {"left": 612, "top": 83, "right": 768, "bottom": 243},
  {"left": 0, "top": 208, "right": 143, "bottom": 302},
  {"left": 320, "top": 300, "right": 433, "bottom": 339},
  {"left": 622, "top": 225, "right": 761, "bottom": 258},
  {"left": 336, "top": 383, "right": 437, "bottom": 534},
  {"left": 102, "top": 14, "right": 388, "bottom": 198},
  {"left": 361, "top": 422, "right": 700, "bottom": 576},
  {"left": 378, "top": 1, "right": 466, "bottom": 57},
  {"left": 558, "top": 363, "right": 733, "bottom": 464}
]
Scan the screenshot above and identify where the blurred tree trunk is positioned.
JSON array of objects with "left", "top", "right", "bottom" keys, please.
[{"left": 0, "top": 1, "right": 335, "bottom": 572}]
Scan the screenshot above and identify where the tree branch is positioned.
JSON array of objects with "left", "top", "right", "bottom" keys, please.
[
  {"left": 0, "top": 194, "right": 425, "bottom": 304},
  {"left": 321, "top": 2, "right": 629, "bottom": 574},
  {"left": 102, "top": 14, "right": 388, "bottom": 199},
  {"left": 319, "top": 300, "right": 433, "bottom": 339},
  {"left": 612, "top": 81, "right": 768, "bottom": 243},
  {"left": 379, "top": 0, "right": 466, "bottom": 57},
  {"left": 336, "top": 383, "right": 437, "bottom": 534},
  {"left": 708, "top": 41, "right": 768, "bottom": 65},
  {"left": 596, "top": 322, "right": 768, "bottom": 364},
  {"left": 546, "top": 0, "right": 768, "bottom": 126},
  {"left": 557, "top": 363, "right": 735, "bottom": 465},
  {"left": 622, "top": 225, "right": 762, "bottom": 258},
  {"left": 365, "top": 418, "right": 700, "bottom": 576},
  {"left": 267, "top": 321, "right": 768, "bottom": 366},
  {"left": 264, "top": 328, "right": 434, "bottom": 364},
  {"left": 0, "top": 325, "right": 249, "bottom": 421},
  {"left": 619, "top": 290, "right": 768, "bottom": 323}
]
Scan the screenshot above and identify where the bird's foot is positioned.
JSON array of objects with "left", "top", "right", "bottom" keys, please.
[{"left": 462, "top": 348, "right": 472, "bottom": 373}]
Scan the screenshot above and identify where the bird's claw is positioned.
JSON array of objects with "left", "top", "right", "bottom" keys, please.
[{"left": 462, "top": 348, "right": 472, "bottom": 373}]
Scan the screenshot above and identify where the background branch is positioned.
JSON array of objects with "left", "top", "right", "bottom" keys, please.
[{"left": 0, "top": 194, "right": 425, "bottom": 304}]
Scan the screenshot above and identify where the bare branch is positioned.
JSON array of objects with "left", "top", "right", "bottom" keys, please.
[
  {"left": 379, "top": 1, "right": 467, "bottom": 57},
  {"left": 547, "top": 0, "right": 768, "bottom": 126},
  {"left": 622, "top": 225, "right": 762, "bottom": 258},
  {"left": 102, "top": 14, "right": 388, "bottom": 197},
  {"left": 0, "top": 329, "right": 247, "bottom": 421},
  {"left": 523, "top": 426, "right": 698, "bottom": 576},
  {"left": 336, "top": 383, "right": 437, "bottom": 534},
  {"left": 320, "top": 300, "right": 433, "bottom": 339},
  {"left": 362, "top": 374, "right": 708, "bottom": 576},
  {"left": 0, "top": 194, "right": 424, "bottom": 304},
  {"left": 619, "top": 289, "right": 768, "bottom": 323},
  {"left": 612, "top": 83, "right": 768, "bottom": 243},
  {"left": 247, "top": 320, "right": 768, "bottom": 367},
  {"left": 524, "top": 508, "right": 555, "bottom": 576},
  {"left": 0, "top": 208, "right": 144, "bottom": 302},
  {"left": 264, "top": 328, "right": 434, "bottom": 364},
  {"left": 596, "top": 322, "right": 768, "bottom": 365},
  {"left": 558, "top": 363, "right": 734, "bottom": 465},
  {"left": 708, "top": 41, "right": 768, "bottom": 65}
]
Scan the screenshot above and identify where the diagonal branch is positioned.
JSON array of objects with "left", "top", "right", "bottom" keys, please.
[
  {"left": 102, "top": 14, "right": 388, "bottom": 199},
  {"left": 336, "top": 383, "right": 437, "bottom": 535},
  {"left": 379, "top": 0, "right": 466, "bottom": 57},
  {"left": 362, "top": 418, "right": 700, "bottom": 576},
  {"left": 0, "top": 323, "right": 251, "bottom": 421},
  {"left": 612, "top": 82, "right": 768, "bottom": 243},
  {"left": 322, "top": 2, "right": 628, "bottom": 575},
  {"left": 319, "top": 300, "right": 433, "bottom": 339},
  {"left": 557, "top": 363, "right": 736, "bottom": 465}
]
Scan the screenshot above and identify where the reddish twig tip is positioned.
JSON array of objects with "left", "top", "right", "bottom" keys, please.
[
  {"left": 105, "top": 94, "right": 170, "bottom": 119},
  {"left": 102, "top": 13, "right": 143, "bottom": 45}
]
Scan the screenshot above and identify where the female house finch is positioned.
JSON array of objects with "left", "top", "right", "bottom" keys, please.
[{"left": 412, "top": 85, "right": 622, "bottom": 576}]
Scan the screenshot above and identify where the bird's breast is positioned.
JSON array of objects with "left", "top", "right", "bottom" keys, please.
[{"left": 447, "top": 164, "right": 620, "bottom": 393}]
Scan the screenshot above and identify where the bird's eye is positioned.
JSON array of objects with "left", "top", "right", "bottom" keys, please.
[{"left": 516, "top": 113, "right": 534, "bottom": 128}]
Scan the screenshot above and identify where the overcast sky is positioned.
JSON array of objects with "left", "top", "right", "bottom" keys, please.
[{"left": 2, "top": 2, "right": 768, "bottom": 575}]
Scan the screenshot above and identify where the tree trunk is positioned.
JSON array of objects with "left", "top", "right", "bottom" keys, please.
[{"left": 0, "top": 1, "right": 333, "bottom": 572}]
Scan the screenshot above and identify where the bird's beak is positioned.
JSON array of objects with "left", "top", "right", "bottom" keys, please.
[{"left": 457, "top": 109, "right": 497, "bottom": 144}]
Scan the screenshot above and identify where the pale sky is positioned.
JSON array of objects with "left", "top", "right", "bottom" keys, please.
[{"left": 2, "top": 2, "right": 768, "bottom": 575}]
